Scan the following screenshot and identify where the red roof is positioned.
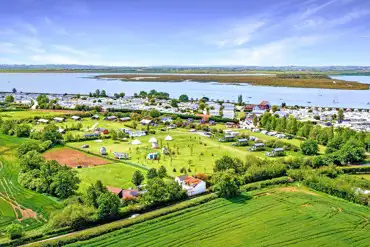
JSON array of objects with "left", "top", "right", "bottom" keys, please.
[
  {"left": 259, "top": 101, "right": 270, "bottom": 106},
  {"left": 107, "top": 186, "right": 122, "bottom": 195},
  {"left": 122, "top": 189, "right": 139, "bottom": 199},
  {"left": 183, "top": 176, "right": 202, "bottom": 187}
]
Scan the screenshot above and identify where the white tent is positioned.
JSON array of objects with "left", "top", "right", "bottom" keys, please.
[
  {"left": 132, "top": 139, "right": 142, "bottom": 145},
  {"left": 165, "top": 135, "right": 173, "bottom": 141},
  {"left": 148, "top": 137, "right": 158, "bottom": 143}
]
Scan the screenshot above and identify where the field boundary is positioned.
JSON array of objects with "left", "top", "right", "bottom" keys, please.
[{"left": 65, "top": 144, "right": 150, "bottom": 171}]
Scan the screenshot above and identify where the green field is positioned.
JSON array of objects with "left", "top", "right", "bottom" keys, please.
[
  {"left": 0, "top": 134, "right": 61, "bottom": 238},
  {"left": 0, "top": 110, "right": 79, "bottom": 120},
  {"left": 77, "top": 163, "right": 147, "bottom": 192},
  {"left": 66, "top": 186, "right": 370, "bottom": 247}
]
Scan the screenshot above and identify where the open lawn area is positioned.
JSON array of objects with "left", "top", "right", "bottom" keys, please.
[
  {"left": 68, "top": 129, "right": 249, "bottom": 175},
  {"left": 77, "top": 163, "right": 147, "bottom": 193},
  {"left": 354, "top": 174, "right": 370, "bottom": 180},
  {"left": 65, "top": 186, "right": 370, "bottom": 247},
  {"left": 0, "top": 134, "right": 61, "bottom": 238},
  {"left": 0, "top": 109, "right": 80, "bottom": 120}
]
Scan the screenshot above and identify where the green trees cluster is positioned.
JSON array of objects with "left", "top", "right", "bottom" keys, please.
[
  {"left": 89, "top": 89, "right": 107, "bottom": 98},
  {"left": 0, "top": 120, "right": 31, "bottom": 137},
  {"left": 179, "top": 94, "right": 189, "bottom": 102},
  {"left": 5, "top": 95, "right": 14, "bottom": 103},
  {"left": 17, "top": 146, "right": 80, "bottom": 199},
  {"left": 300, "top": 140, "right": 319, "bottom": 155},
  {"left": 37, "top": 94, "right": 61, "bottom": 109},
  {"left": 136, "top": 90, "right": 170, "bottom": 100}
]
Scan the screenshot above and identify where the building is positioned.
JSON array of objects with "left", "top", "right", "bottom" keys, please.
[
  {"left": 53, "top": 117, "right": 65, "bottom": 122},
  {"left": 37, "top": 119, "right": 49, "bottom": 124},
  {"left": 140, "top": 119, "right": 153, "bottom": 125},
  {"left": 104, "top": 116, "right": 117, "bottom": 121},
  {"left": 119, "top": 117, "right": 131, "bottom": 122},
  {"left": 71, "top": 116, "right": 81, "bottom": 121},
  {"left": 175, "top": 175, "right": 206, "bottom": 196}
]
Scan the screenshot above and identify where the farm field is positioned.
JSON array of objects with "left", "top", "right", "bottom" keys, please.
[
  {"left": 43, "top": 146, "right": 111, "bottom": 168},
  {"left": 77, "top": 163, "right": 147, "bottom": 193},
  {"left": 0, "top": 109, "right": 80, "bottom": 120},
  {"left": 0, "top": 134, "right": 61, "bottom": 238},
  {"left": 66, "top": 186, "right": 370, "bottom": 247}
]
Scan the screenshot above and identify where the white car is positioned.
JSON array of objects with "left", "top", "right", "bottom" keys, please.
[{"left": 130, "top": 214, "right": 140, "bottom": 219}]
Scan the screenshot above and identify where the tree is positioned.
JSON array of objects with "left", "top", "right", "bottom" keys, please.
[
  {"left": 212, "top": 170, "right": 240, "bottom": 198},
  {"left": 340, "top": 139, "right": 366, "bottom": 164},
  {"left": 271, "top": 105, "right": 278, "bottom": 113},
  {"left": 132, "top": 170, "right": 145, "bottom": 187},
  {"left": 0, "top": 120, "right": 14, "bottom": 135},
  {"left": 17, "top": 140, "right": 42, "bottom": 157},
  {"left": 158, "top": 166, "right": 167, "bottom": 178},
  {"left": 50, "top": 167, "right": 80, "bottom": 199},
  {"left": 147, "top": 168, "right": 158, "bottom": 179},
  {"left": 6, "top": 223, "right": 24, "bottom": 239},
  {"left": 85, "top": 180, "right": 107, "bottom": 208},
  {"left": 149, "top": 109, "right": 161, "bottom": 118},
  {"left": 198, "top": 102, "right": 206, "bottom": 111},
  {"left": 101, "top": 90, "right": 107, "bottom": 97},
  {"left": 337, "top": 109, "right": 344, "bottom": 122},
  {"left": 170, "top": 99, "right": 178, "bottom": 108},
  {"left": 19, "top": 150, "right": 44, "bottom": 171},
  {"left": 237, "top": 94, "right": 243, "bottom": 105},
  {"left": 253, "top": 115, "right": 258, "bottom": 127},
  {"left": 179, "top": 94, "right": 189, "bottom": 102},
  {"left": 5, "top": 95, "right": 14, "bottom": 103},
  {"left": 97, "top": 192, "right": 121, "bottom": 220},
  {"left": 42, "top": 124, "right": 63, "bottom": 145},
  {"left": 12, "top": 88, "right": 17, "bottom": 93},
  {"left": 300, "top": 140, "right": 319, "bottom": 155},
  {"left": 95, "top": 89, "right": 100, "bottom": 97},
  {"left": 14, "top": 124, "right": 31, "bottom": 137},
  {"left": 214, "top": 156, "right": 246, "bottom": 174}
]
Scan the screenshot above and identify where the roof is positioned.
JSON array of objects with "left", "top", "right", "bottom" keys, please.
[
  {"left": 259, "top": 101, "right": 270, "bottom": 106},
  {"left": 107, "top": 186, "right": 122, "bottom": 195},
  {"left": 176, "top": 174, "right": 189, "bottom": 182},
  {"left": 183, "top": 176, "right": 202, "bottom": 187},
  {"left": 122, "top": 189, "right": 139, "bottom": 199}
]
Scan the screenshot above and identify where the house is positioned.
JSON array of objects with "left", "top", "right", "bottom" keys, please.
[
  {"left": 121, "top": 189, "right": 139, "bottom": 200},
  {"left": 249, "top": 143, "right": 265, "bottom": 151},
  {"left": 71, "top": 116, "right": 81, "bottom": 121},
  {"left": 113, "top": 152, "right": 129, "bottom": 160},
  {"left": 161, "top": 117, "right": 173, "bottom": 123},
  {"left": 258, "top": 101, "right": 271, "bottom": 110},
  {"left": 53, "top": 117, "right": 65, "bottom": 122},
  {"left": 104, "top": 116, "right": 117, "bottom": 121},
  {"left": 266, "top": 148, "right": 285, "bottom": 157},
  {"left": 107, "top": 186, "right": 123, "bottom": 197},
  {"left": 119, "top": 117, "right": 131, "bottom": 122},
  {"left": 84, "top": 133, "right": 99, "bottom": 138},
  {"left": 175, "top": 175, "right": 206, "bottom": 196},
  {"left": 96, "top": 128, "right": 109, "bottom": 135},
  {"left": 37, "top": 119, "right": 49, "bottom": 124},
  {"left": 140, "top": 119, "right": 153, "bottom": 125}
]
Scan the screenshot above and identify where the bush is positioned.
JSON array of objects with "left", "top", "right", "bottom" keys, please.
[
  {"left": 241, "top": 176, "right": 293, "bottom": 192},
  {"left": 300, "top": 140, "right": 319, "bottom": 155},
  {"left": 6, "top": 223, "right": 24, "bottom": 239},
  {"left": 244, "top": 162, "right": 287, "bottom": 184}
]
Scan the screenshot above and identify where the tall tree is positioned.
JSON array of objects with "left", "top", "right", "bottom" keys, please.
[{"left": 132, "top": 170, "right": 145, "bottom": 187}]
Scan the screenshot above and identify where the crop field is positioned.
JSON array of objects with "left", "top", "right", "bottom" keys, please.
[
  {"left": 66, "top": 186, "right": 370, "bottom": 247},
  {"left": 77, "top": 163, "right": 147, "bottom": 193},
  {"left": 0, "top": 134, "right": 61, "bottom": 237},
  {"left": 0, "top": 109, "right": 80, "bottom": 120},
  {"left": 43, "top": 147, "right": 110, "bottom": 168}
]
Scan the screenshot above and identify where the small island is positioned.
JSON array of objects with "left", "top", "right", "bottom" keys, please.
[{"left": 94, "top": 73, "right": 369, "bottom": 90}]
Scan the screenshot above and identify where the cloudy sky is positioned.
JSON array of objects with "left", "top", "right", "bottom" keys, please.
[{"left": 0, "top": 0, "right": 369, "bottom": 66}]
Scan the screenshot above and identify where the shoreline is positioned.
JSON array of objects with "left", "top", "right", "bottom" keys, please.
[{"left": 94, "top": 74, "right": 370, "bottom": 90}]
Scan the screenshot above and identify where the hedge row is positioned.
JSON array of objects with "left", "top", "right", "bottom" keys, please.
[
  {"left": 241, "top": 176, "right": 294, "bottom": 192},
  {"left": 25, "top": 193, "right": 218, "bottom": 247},
  {"left": 340, "top": 166, "right": 370, "bottom": 174}
]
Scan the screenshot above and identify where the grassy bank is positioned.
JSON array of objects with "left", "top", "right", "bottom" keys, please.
[{"left": 94, "top": 74, "right": 369, "bottom": 90}]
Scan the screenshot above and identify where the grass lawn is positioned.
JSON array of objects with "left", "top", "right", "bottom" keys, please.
[
  {"left": 77, "top": 163, "right": 147, "bottom": 193},
  {"left": 0, "top": 134, "right": 61, "bottom": 238},
  {"left": 0, "top": 109, "right": 79, "bottom": 120},
  {"left": 66, "top": 186, "right": 370, "bottom": 247},
  {"left": 68, "top": 129, "right": 249, "bottom": 175},
  {"left": 353, "top": 174, "right": 370, "bottom": 180}
]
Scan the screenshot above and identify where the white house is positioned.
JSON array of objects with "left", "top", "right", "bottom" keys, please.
[{"left": 175, "top": 175, "right": 206, "bottom": 196}]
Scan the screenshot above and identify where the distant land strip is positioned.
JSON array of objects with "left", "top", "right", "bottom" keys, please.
[{"left": 95, "top": 74, "right": 369, "bottom": 90}]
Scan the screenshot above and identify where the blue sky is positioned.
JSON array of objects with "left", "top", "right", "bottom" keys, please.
[{"left": 0, "top": 0, "right": 369, "bottom": 66}]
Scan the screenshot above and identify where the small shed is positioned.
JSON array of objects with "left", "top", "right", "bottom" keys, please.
[
  {"left": 132, "top": 139, "right": 142, "bottom": 145},
  {"left": 165, "top": 135, "right": 173, "bottom": 141},
  {"left": 148, "top": 137, "right": 158, "bottom": 143},
  {"left": 100, "top": 147, "right": 107, "bottom": 155}
]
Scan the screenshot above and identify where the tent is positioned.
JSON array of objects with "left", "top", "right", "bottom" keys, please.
[
  {"left": 165, "top": 135, "right": 173, "bottom": 141},
  {"left": 132, "top": 139, "right": 142, "bottom": 145},
  {"left": 148, "top": 137, "right": 158, "bottom": 143}
]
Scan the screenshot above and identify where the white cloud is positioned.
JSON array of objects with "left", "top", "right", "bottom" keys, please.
[
  {"left": 30, "top": 54, "right": 84, "bottom": 64},
  {"left": 215, "top": 35, "right": 322, "bottom": 66},
  {"left": 44, "top": 17, "right": 70, "bottom": 35},
  {"left": 0, "top": 42, "right": 20, "bottom": 54},
  {"left": 216, "top": 20, "right": 266, "bottom": 47},
  {"left": 52, "top": 44, "right": 97, "bottom": 58},
  {"left": 299, "top": 0, "right": 338, "bottom": 19}
]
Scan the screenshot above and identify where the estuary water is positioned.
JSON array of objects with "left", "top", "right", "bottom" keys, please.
[{"left": 0, "top": 73, "right": 369, "bottom": 109}]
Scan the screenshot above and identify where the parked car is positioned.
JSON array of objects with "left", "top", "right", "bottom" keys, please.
[{"left": 81, "top": 144, "right": 89, "bottom": 148}]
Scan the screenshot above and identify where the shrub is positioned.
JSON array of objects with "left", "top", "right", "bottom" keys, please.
[
  {"left": 6, "top": 223, "right": 24, "bottom": 239},
  {"left": 300, "top": 140, "right": 319, "bottom": 155},
  {"left": 241, "top": 176, "right": 293, "bottom": 192}
]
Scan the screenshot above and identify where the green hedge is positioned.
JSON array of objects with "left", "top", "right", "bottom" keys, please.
[
  {"left": 24, "top": 194, "right": 218, "bottom": 247},
  {"left": 241, "top": 176, "right": 293, "bottom": 192},
  {"left": 340, "top": 166, "right": 370, "bottom": 174}
]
